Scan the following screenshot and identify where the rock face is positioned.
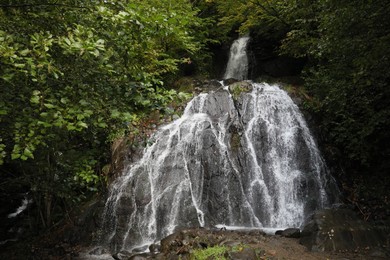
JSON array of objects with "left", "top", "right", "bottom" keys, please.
[
  {"left": 300, "top": 208, "right": 390, "bottom": 252},
  {"left": 276, "top": 228, "right": 301, "bottom": 238},
  {"left": 100, "top": 82, "right": 339, "bottom": 253}
]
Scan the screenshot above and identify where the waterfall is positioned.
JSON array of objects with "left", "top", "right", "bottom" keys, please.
[
  {"left": 223, "top": 36, "right": 250, "bottom": 80},
  {"left": 99, "top": 37, "right": 338, "bottom": 253},
  {"left": 100, "top": 84, "right": 337, "bottom": 252}
]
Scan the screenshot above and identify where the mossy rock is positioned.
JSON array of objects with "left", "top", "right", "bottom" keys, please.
[{"left": 228, "top": 81, "right": 253, "bottom": 100}]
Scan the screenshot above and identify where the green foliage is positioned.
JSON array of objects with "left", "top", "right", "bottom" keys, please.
[
  {"left": 190, "top": 244, "right": 254, "bottom": 260},
  {"left": 281, "top": 1, "right": 390, "bottom": 168},
  {"left": 229, "top": 82, "right": 252, "bottom": 100},
  {"left": 214, "top": 0, "right": 290, "bottom": 38},
  {"left": 190, "top": 245, "right": 228, "bottom": 260},
  {"left": 0, "top": 0, "right": 209, "bottom": 228}
]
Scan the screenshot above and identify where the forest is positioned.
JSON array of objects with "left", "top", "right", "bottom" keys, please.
[{"left": 1, "top": 0, "right": 389, "bottom": 252}]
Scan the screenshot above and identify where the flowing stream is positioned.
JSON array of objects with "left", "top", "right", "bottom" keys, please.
[{"left": 99, "top": 36, "right": 338, "bottom": 253}]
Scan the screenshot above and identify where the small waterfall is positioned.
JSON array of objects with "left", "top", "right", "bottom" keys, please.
[
  {"left": 223, "top": 36, "right": 250, "bottom": 80},
  {"left": 99, "top": 37, "right": 338, "bottom": 253}
]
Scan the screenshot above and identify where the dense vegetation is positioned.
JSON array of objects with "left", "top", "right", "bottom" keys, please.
[
  {"left": 0, "top": 0, "right": 209, "bottom": 230},
  {"left": 0, "top": 0, "right": 389, "bottom": 241}
]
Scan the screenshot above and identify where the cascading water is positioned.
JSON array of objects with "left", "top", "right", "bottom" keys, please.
[
  {"left": 224, "top": 36, "right": 250, "bottom": 80},
  {"left": 99, "top": 36, "right": 338, "bottom": 253}
]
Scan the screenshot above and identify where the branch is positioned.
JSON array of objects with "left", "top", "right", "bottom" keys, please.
[
  {"left": 250, "top": 0, "right": 289, "bottom": 27},
  {"left": 0, "top": 3, "right": 89, "bottom": 10}
]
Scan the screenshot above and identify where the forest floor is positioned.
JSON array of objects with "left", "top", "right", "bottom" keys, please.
[
  {"left": 82, "top": 227, "right": 388, "bottom": 260},
  {"left": 0, "top": 227, "right": 388, "bottom": 259}
]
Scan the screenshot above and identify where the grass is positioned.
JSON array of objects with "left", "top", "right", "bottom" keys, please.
[{"left": 190, "top": 245, "right": 229, "bottom": 260}]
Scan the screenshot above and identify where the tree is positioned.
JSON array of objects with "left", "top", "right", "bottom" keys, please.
[
  {"left": 281, "top": 0, "right": 390, "bottom": 169},
  {"left": 0, "top": 0, "right": 205, "bottom": 228}
]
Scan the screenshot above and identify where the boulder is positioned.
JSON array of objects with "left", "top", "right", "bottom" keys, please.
[
  {"left": 300, "top": 208, "right": 389, "bottom": 252},
  {"left": 129, "top": 253, "right": 151, "bottom": 260},
  {"left": 149, "top": 243, "right": 161, "bottom": 254},
  {"left": 275, "top": 228, "right": 301, "bottom": 238},
  {"left": 223, "top": 78, "right": 239, "bottom": 85},
  {"left": 228, "top": 247, "right": 258, "bottom": 259},
  {"left": 112, "top": 250, "right": 132, "bottom": 260}
]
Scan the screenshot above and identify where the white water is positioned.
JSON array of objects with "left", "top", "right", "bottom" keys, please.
[
  {"left": 7, "top": 196, "right": 32, "bottom": 218},
  {"left": 100, "top": 36, "right": 336, "bottom": 252},
  {"left": 240, "top": 83, "right": 328, "bottom": 228},
  {"left": 223, "top": 36, "right": 250, "bottom": 80},
  {"left": 101, "top": 83, "right": 334, "bottom": 252},
  {"left": 214, "top": 224, "right": 280, "bottom": 235}
]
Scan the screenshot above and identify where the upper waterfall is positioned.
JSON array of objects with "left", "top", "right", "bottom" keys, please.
[{"left": 223, "top": 36, "right": 250, "bottom": 80}]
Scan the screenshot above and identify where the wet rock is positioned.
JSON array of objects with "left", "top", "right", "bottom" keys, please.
[
  {"left": 50, "top": 245, "right": 66, "bottom": 256},
  {"left": 369, "top": 247, "right": 389, "bottom": 259},
  {"left": 220, "top": 240, "right": 241, "bottom": 247},
  {"left": 193, "top": 79, "right": 223, "bottom": 93},
  {"left": 129, "top": 253, "right": 151, "bottom": 259},
  {"left": 153, "top": 253, "right": 169, "bottom": 260},
  {"left": 228, "top": 247, "right": 257, "bottom": 259},
  {"left": 88, "top": 246, "right": 108, "bottom": 255},
  {"left": 160, "top": 232, "right": 184, "bottom": 253},
  {"left": 206, "top": 79, "right": 223, "bottom": 89},
  {"left": 223, "top": 78, "right": 239, "bottom": 85},
  {"left": 149, "top": 243, "right": 160, "bottom": 254},
  {"left": 112, "top": 250, "right": 132, "bottom": 260},
  {"left": 300, "top": 208, "right": 390, "bottom": 252},
  {"left": 132, "top": 245, "right": 149, "bottom": 253},
  {"left": 228, "top": 80, "right": 253, "bottom": 90},
  {"left": 279, "top": 228, "right": 301, "bottom": 238},
  {"left": 292, "top": 97, "right": 302, "bottom": 106}
]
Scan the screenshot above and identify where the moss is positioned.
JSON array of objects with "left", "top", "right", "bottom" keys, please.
[
  {"left": 171, "top": 76, "right": 206, "bottom": 93},
  {"left": 190, "top": 245, "right": 228, "bottom": 260},
  {"left": 229, "top": 82, "right": 252, "bottom": 100},
  {"left": 230, "top": 131, "right": 241, "bottom": 153}
]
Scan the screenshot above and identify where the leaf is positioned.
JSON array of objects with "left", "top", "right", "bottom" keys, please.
[
  {"left": 110, "top": 109, "right": 120, "bottom": 118},
  {"left": 79, "top": 99, "right": 89, "bottom": 106},
  {"left": 20, "top": 49, "right": 30, "bottom": 56},
  {"left": 30, "top": 95, "right": 40, "bottom": 104},
  {"left": 64, "top": 37, "right": 71, "bottom": 45},
  {"left": 11, "top": 153, "right": 21, "bottom": 160},
  {"left": 1, "top": 74, "right": 14, "bottom": 81},
  {"left": 23, "top": 148, "right": 34, "bottom": 159},
  {"left": 77, "top": 121, "right": 88, "bottom": 129},
  {"left": 14, "top": 63, "right": 26, "bottom": 68},
  {"left": 97, "top": 122, "right": 108, "bottom": 128},
  {"left": 44, "top": 103, "right": 55, "bottom": 109},
  {"left": 67, "top": 124, "right": 76, "bottom": 131}
]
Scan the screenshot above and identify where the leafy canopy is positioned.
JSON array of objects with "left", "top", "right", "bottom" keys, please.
[{"left": 0, "top": 0, "right": 206, "bottom": 227}]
